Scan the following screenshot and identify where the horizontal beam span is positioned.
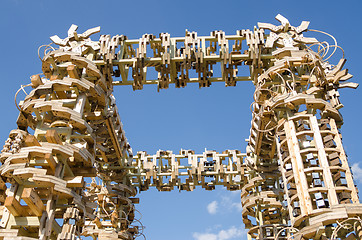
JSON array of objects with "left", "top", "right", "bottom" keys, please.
[
  {"left": 122, "top": 149, "right": 247, "bottom": 192},
  {"left": 93, "top": 54, "right": 274, "bottom": 66},
  {"left": 113, "top": 76, "right": 252, "bottom": 86}
]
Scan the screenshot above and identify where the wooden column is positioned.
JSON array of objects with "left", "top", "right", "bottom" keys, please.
[
  {"left": 276, "top": 138, "right": 295, "bottom": 223},
  {"left": 329, "top": 118, "right": 359, "bottom": 203},
  {"left": 309, "top": 116, "right": 339, "bottom": 206},
  {"left": 284, "top": 120, "right": 313, "bottom": 217}
]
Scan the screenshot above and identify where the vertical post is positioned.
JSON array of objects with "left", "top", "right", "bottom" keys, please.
[
  {"left": 284, "top": 120, "right": 313, "bottom": 216},
  {"left": 309, "top": 116, "right": 339, "bottom": 206}
]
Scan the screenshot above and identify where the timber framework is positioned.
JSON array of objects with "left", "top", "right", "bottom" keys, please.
[{"left": 0, "top": 14, "right": 361, "bottom": 240}]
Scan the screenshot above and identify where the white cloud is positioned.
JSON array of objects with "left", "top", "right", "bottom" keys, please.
[
  {"left": 205, "top": 190, "right": 242, "bottom": 217},
  {"left": 220, "top": 194, "right": 242, "bottom": 212},
  {"left": 193, "top": 226, "right": 245, "bottom": 240},
  {"left": 230, "top": 202, "right": 242, "bottom": 212},
  {"left": 351, "top": 163, "right": 362, "bottom": 182},
  {"left": 193, "top": 233, "right": 218, "bottom": 240},
  {"left": 218, "top": 226, "right": 244, "bottom": 240},
  {"left": 207, "top": 200, "right": 218, "bottom": 214}
]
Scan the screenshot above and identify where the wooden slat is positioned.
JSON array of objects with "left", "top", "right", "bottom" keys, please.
[
  {"left": 21, "top": 188, "right": 44, "bottom": 217},
  {"left": 24, "top": 135, "right": 41, "bottom": 147},
  {"left": 45, "top": 129, "right": 63, "bottom": 145},
  {"left": 4, "top": 197, "right": 26, "bottom": 217},
  {"left": 309, "top": 116, "right": 339, "bottom": 206},
  {"left": 284, "top": 120, "right": 313, "bottom": 217},
  {"left": 66, "top": 64, "right": 79, "bottom": 79},
  {"left": 31, "top": 75, "right": 43, "bottom": 88},
  {"left": 44, "top": 153, "right": 56, "bottom": 173},
  {"left": 65, "top": 176, "right": 84, "bottom": 188},
  {"left": 329, "top": 118, "right": 359, "bottom": 203}
]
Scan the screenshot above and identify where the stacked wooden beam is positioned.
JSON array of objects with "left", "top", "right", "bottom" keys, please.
[{"left": 128, "top": 149, "right": 246, "bottom": 191}]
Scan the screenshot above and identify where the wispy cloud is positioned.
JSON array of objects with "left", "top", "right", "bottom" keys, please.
[
  {"left": 193, "top": 233, "right": 218, "bottom": 240},
  {"left": 206, "top": 189, "right": 242, "bottom": 215},
  {"left": 220, "top": 194, "right": 242, "bottom": 212},
  {"left": 207, "top": 200, "right": 218, "bottom": 214},
  {"left": 193, "top": 226, "right": 245, "bottom": 240},
  {"left": 352, "top": 163, "right": 362, "bottom": 182}
]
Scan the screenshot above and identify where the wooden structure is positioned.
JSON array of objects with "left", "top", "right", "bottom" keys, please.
[{"left": 0, "top": 14, "right": 361, "bottom": 239}]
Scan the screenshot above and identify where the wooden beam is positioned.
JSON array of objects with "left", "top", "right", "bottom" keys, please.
[
  {"left": 65, "top": 176, "right": 84, "bottom": 188},
  {"left": 309, "top": 116, "right": 339, "bottom": 206},
  {"left": 45, "top": 153, "right": 56, "bottom": 173},
  {"left": 329, "top": 118, "right": 359, "bottom": 203},
  {"left": 21, "top": 188, "right": 44, "bottom": 217},
  {"left": 4, "top": 197, "right": 26, "bottom": 217},
  {"left": 45, "top": 129, "right": 63, "bottom": 145},
  {"left": 66, "top": 64, "right": 79, "bottom": 79},
  {"left": 284, "top": 120, "right": 313, "bottom": 217},
  {"left": 31, "top": 75, "right": 43, "bottom": 88},
  {"left": 24, "top": 135, "right": 41, "bottom": 147},
  {"left": 105, "top": 117, "right": 123, "bottom": 161}
]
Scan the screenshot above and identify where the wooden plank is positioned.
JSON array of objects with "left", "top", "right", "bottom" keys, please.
[
  {"left": 45, "top": 129, "right": 63, "bottom": 145},
  {"left": 0, "top": 184, "right": 19, "bottom": 228},
  {"left": 39, "top": 164, "right": 62, "bottom": 239},
  {"left": 31, "top": 75, "right": 43, "bottom": 88},
  {"left": 74, "top": 93, "right": 87, "bottom": 117},
  {"left": 0, "top": 229, "right": 21, "bottom": 237},
  {"left": 21, "top": 188, "right": 44, "bottom": 217},
  {"left": 65, "top": 176, "right": 84, "bottom": 188},
  {"left": 285, "top": 120, "right": 313, "bottom": 217},
  {"left": 66, "top": 64, "right": 79, "bottom": 79},
  {"left": 4, "top": 197, "right": 26, "bottom": 217},
  {"left": 100, "top": 150, "right": 109, "bottom": 162},
  {"left": 44, "top": 153, "right": 56, "bottom": 173},
  {"left": 276, "top": 139, "right": 295, "bottom": 223},
  {"left": 24, "top": 135, "right": 41, "bottom": 147},
  {"left": 8, "top": 215, "right": 40, "bottom": 227},
  {"left": 105, "top": 117, "right": 123, "bottom": 161},
  {"left": 329, "top": 118, "right": 359, "bottom": 203},
  {"left": 309, "top": 116, "right": 339, "bottom": 206}
]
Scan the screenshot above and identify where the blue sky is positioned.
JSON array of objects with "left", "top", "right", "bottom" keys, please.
[{"left": 1, "top": 0, "right": 362, "bottom": 239}]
